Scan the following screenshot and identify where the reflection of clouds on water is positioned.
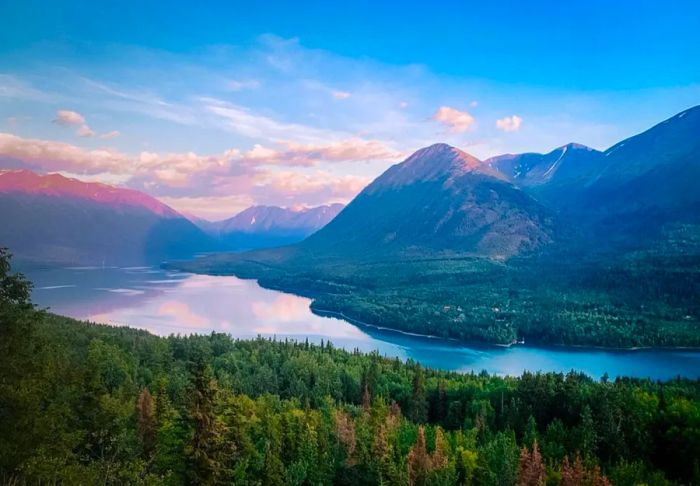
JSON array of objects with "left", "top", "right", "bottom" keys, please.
[
  {"left": 251, "top": 294, "right": 311, "bottom": 323},
  {"left": 178, "top": 274, "right": 244, "bottom": 289},
  {"left": 95, "top": 287, "right": 146, "bottom": 296},
  {"left": 158, "top": 301, "right": 211, "bottom": 328}
]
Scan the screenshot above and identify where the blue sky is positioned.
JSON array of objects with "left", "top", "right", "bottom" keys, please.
[{"left": 1, "top": 0, "right": 698, "bottom": 219}]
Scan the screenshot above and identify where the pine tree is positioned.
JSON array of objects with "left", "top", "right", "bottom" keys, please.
[
  {"left": 407, "top": 426, "right": 432, "bottom": 486},
  {"left": 186, "top": 357, "right": 229, "bottom": 485},
  {"left": 136, "top": 388, "right": 156, "bottom": 457},
  {"left": 409, "top": 364, "right": 428, "bottom": 423},
  {"left": 517, "top": 440, "right": 545, "bottom": 486}
]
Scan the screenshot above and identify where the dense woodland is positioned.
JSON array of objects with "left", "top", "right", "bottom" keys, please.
[
  {"left": 177, "top": 226, "right": 700, "bottom": 349},
  {"left": 1, "top": 250, "right": 700, "bottom": 485}
]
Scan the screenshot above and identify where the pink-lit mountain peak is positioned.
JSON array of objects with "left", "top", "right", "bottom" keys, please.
[{"left": 0, "top": 169, "right": 179, "bottom": 217}]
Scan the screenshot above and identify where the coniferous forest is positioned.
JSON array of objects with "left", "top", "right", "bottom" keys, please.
[{"left": 1, "top": 250, "right": 699, "bottom": 485}]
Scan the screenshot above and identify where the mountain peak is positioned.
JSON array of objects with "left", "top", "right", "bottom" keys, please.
[
  {"left": 370, "top": 143, "right": 501, "bottom": 191},
  {"left": 558, "top": 142, "right": 595, "bottom": 152}
]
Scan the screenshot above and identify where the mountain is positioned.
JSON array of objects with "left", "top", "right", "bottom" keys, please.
[
  {"left": 0, "top": 170, "right": 215, "bottom": 265},
  {"left": 194, "top": 204, "right": 344, "bottom": 250},
  {"left": 302, "top": 143, "right": 556, "bottom": 259},
  {"left": 486, "top": 143, "right": 605, "bottom": 188}
]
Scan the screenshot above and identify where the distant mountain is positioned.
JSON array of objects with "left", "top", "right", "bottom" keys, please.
[
  {"left": 486, "top": 143, "right": 605, "bottom": 188},
  {"left": 195, "top": 204, "right": 344, "bottom": 250},
  {"left": 0, "top": 170, "right": 215, "bottom": 265},
  {"left": 302, "top": 143, "right": 556, "bottom": 259}
]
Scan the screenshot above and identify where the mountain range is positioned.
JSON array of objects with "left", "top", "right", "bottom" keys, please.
[
  {"left": 194, "top": 204, "right": 344, "bottom": 250},
  {"left": 0, "top": 170, "right": 343, "bottom": 264}
]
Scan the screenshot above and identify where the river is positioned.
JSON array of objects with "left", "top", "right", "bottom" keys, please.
[{"left": 22, "top": 264, "right": 700, "bottom": 380}]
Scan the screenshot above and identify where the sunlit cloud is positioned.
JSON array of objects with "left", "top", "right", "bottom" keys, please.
[
  {"left": 53, "top": 110, "right": 85, "bottom": 126},
  {"left": 77, "top": 124, "right": 95, "bottom": 137},
  {"left": 0, "top": 132, "right": 130, "bottom": 173},
  {"left": 0, "top": 132, "right": 376, "bottom": 218},
  {"left": 432, "top": 106, "right": 476, "bottom": 133},
  {"left": 158, "top": 301, "right": 210, "bottom": 328},
  {"left": 496, "top": 115, "right": 523, "bottom": 132}
]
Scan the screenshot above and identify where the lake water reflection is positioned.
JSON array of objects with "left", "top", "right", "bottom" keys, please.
[{"left": 23, "top": 264, "right": 700, "bottom": 380}]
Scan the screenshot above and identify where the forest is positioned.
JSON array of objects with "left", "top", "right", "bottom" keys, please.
[
  {"left": 175, "top": 234, "right": 700, "bottom": 349},
  {"left": 1, "top": 250, "right": 699, "bottom": 485}
]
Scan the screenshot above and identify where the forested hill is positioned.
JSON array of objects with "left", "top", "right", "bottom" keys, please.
[{"left": 1, "top": 250, "right": 699, "bottom": 485}]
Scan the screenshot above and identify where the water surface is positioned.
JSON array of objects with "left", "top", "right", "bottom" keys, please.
[{"left": 23, "top": 264, "right": 700, "bottom": 380}]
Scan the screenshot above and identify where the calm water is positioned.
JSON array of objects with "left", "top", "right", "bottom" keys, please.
[{"left": 22, "top": 264, "right": 700, "bottom": 380}]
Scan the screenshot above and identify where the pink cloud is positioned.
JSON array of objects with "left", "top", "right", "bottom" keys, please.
[
  {"left": 0, "top": 132, "right": 377, "bottom": 218},
  {"left": 0, "top": 132, "right": 130, "bottom": 173},
  {"left": 432, "top": 106, "right": 475, "bottom": 133},
  {"left": 77, "top": 124, "right": 94, "bottom": 138},
  {"left": 53, "top": 110, "right": 85, "bottom": 126}
]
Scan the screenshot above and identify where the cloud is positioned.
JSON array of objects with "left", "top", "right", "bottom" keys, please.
[
  {"left": 202, "top": 98, "right": 338, "bottom": 143},
  {"left": 332, "top": 90, "right": 351, "bottom": 99},
  {"left": 496, "top": 115, "right": 523, "bottom": 132},
  {"left": 53, "top": 110, "right": 85, "bottom": 126},
  {"left": 100, "top": 130, "right": 120, "bottom": 139},
  {"left": 77, "top": 124, "right": 94, "bottom": 137},
  {"left": 470, "top": 100, "right": 479, "bottom": 107},
  {"left": 399, "top": 101, "right": 409, "bottom": 109},
  {"left": 53, "top": 109, "right": 100, "bottom": 138},
  {"left": 0, "top": 132, "right": 375, "bottom": 217},
  {"left": 432, "top": 106, "right": 475, "bottom": 133},
  {"left": 0, "top": 132, "right": 130, "bottom": 173},
  {"left": 241, "top": 138, "right": 401, "bottom": 167}
]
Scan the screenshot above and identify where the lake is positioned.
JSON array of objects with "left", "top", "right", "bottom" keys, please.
[{"left": 22, "top": 264, "right": 700, "bottom": 380}]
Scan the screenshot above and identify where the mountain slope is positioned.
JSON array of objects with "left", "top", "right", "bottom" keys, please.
[
  {"left": 302, "top": 143, "right": 556, "bottom": 259},
  {"left": 0, "top": 170, "right": 215, "bottom": 265}
]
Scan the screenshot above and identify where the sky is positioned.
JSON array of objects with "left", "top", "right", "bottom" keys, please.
[{"left": 1, "top": 0, "right": 699, "bottom": 220}]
